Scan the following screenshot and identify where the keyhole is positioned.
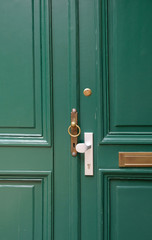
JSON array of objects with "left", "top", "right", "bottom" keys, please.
[
  {"left": 73, "top": 143, "right": 75, "bottom": 148},
  {"left": 87, "top": 164, "right": 90, "bottom": 169}
]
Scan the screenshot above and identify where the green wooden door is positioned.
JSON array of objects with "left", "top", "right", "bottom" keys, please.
[
  {"left": 53, "top": 0, "right": 152, "bottom": 239},
  {"left": 0, "top": 0, "right": 52, "bottom": 239},
  {"left": 2, "top": 0, "right": 152, "bottom": 239}
]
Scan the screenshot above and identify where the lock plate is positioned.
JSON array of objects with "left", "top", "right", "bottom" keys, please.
[
  {"left": 70, "top": 109, "right": 78, "bottom": 157},
  {"left": 76, "top": 132, "right": 93, "bottom": 175},
  {"left": 84, "top": 133, "right": 93, "bottom": 176}
]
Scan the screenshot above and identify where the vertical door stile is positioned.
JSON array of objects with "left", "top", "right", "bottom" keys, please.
[
  {"left": 79, "top": 0, "right": 99, "bottom": 239},
  {"left": 68, "top": 0, "right": 81, "bottom": 239}
]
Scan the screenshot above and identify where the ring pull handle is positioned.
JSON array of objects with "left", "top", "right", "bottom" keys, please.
[{"left": 68, "top": 122, "right": 81, "bottom": 138}]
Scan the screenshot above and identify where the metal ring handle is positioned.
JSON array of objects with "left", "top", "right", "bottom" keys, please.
[{"left": 68, "top": 124, "right": 81, "bottom": 137}]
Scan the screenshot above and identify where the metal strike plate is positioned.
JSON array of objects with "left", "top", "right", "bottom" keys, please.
[{"left": 76, "top": 133, "right": 93, "bottom": 176}]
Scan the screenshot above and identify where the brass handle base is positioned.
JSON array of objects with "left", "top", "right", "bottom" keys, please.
[{"left": 68, "top": 109, "right": 81, "bottom": 157}]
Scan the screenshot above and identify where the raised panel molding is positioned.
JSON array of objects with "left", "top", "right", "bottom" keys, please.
[
  {"left": 99, "top": 169, "right": 152, "bottom": 240},
  {"left": 0, "top": 0, "right": 52, "bottom": 146},
  {"left": 100, "top": 0, "right": 152, "bottom": 144},
  {"left": 0, "top": 171, "right": 52, "bottom": 240}
]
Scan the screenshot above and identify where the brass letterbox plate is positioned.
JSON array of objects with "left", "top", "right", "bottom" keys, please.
[{"left": 119, "top": 152, "right": 152, "bottom": 167}]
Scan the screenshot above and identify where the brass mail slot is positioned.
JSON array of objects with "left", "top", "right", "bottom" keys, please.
[{"left": 119, "top": 152, "right": 152, "bottom": 167}]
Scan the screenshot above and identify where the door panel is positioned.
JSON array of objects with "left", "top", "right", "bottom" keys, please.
[
  {"left": 0, "top": 0, "right": 35, "bottom": 128},
  {"left": 111, "top": 181, "right": 152, "bottom": 240},
  {"left": 0, "top": 0, "right": 52, "bottom": 239},
  {"left": 109, "top": 0, "right": 152, "bottom": 129},
  {"left": 100, "top": 170, "right": 152, "bottom": 240},
  {"left": 52, "top": 0, "right": 152, "bottom": 238},
  {"left": 77, "top": 0, "right": 152, "bottom": 239},
  {"left": 101, "top": 0, "right": 152, "bottom": 144},
  {"left": 97, "top": 0, "right": 152, "bottom": 239},
  {"left": 0, "top": 0, "right": 51, "bottom": 145},
  {"left": 0, "top": 173, "right": 51, "bottom": 240}
]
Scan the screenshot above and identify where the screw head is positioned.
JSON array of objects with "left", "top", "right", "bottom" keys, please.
[
  {"left": 72, "top": 152, "right": 77, "bottom": 157},
  {"left": 71, "top": 121, "right": 76, "bottom": 127}
]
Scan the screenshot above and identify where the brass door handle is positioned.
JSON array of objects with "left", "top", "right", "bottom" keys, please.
[{"left": 68, "top": 109, "right": 81, "bottom": 157}]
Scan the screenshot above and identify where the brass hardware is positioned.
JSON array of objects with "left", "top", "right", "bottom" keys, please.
[
  {"left": 68, "top": 124, "right": 81, "bottom": 138},
  {"left": 71, "top": 121, "right": 76, "bottom": 127},
  {"left": 68, "top": 109, "right": 81, "bottom": 157},
  {"left": 83, "top": 88, "right": 92, "bottom": 97},
  {"left": 119, "top": 152, "right": 152, "bottom": 167}
]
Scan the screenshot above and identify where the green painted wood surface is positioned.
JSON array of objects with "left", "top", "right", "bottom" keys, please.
[
  {"left": 100, "top": 0, "right": 152, "bottom": 144},
  {"left": 109, "top": 0, "right": 152, "bottom": 129},
  {"left": 99, "top": 170, "right": 152, "bottom": 240},
  {"left": 0, "top": 0, "right": 51, "bottom": 146},
  {"left": 97, "top": 1, "right": 152, "bottom": 239},
  {"left": 1, "top": 0, "right": 152, "bottom": 239},
  {"left": 111, "top": 180, "right": 152, "bottom": 240},
  {"left": 0, "top": 0, "right": 52, "bottom": 239},
  {"left": 75, "top": 0, "right": 152, "bottom": 239}
]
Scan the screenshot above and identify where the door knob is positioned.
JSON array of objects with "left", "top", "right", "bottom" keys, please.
[
  {"left": 76, "top": 143, "right": 91, "bottom": 153},
  {"left": 76, "top": 133, "right": 93, "bottom": 176}
]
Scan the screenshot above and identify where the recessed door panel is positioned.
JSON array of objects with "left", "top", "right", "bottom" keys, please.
[
  {"left": 99, "top": 170, "right": 152, "bottom": 240},
  {"left": 110, "top": 180, "right": 152, "bottom": 240},
  {"left": 101, "top": 0, "right": 152, "bottom": 143},
  {"left": 109, "top": 0, "right": 152, "bottom": 129},
  {"left": 0, "top": 0, "right": 35, "bottom": 128},
  {"left": 0, "top": 176, "right": 50, "bottom": 240},
  {"left": 0, "top": 0, "right": 51, "bottom": 146}
]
